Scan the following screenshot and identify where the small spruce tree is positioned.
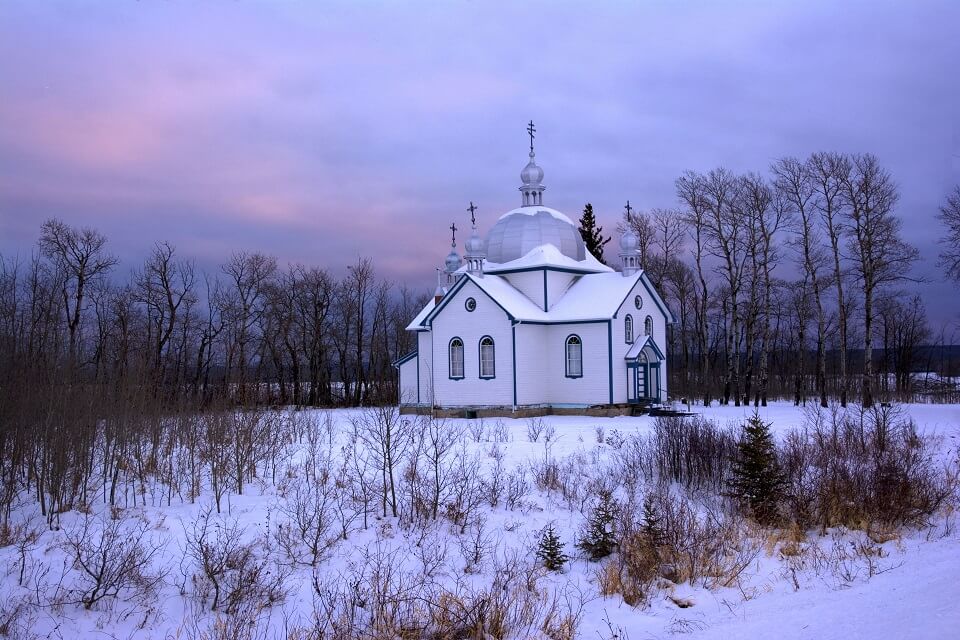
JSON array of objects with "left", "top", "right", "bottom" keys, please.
[
  {"left": 640, "top": 493, "right": 666, "bottom": 548},
  {"left": 577, "top": 489, "right": 618, "bottom": 560},
  {"left": 536, "top": 523, "right": 568, "bottom": 572},
  {"left": 578, "top": 203, "right": 611, "bottom": 265},
  {"left": 728, "top": 412, "right": 786, "bottom": 525}
]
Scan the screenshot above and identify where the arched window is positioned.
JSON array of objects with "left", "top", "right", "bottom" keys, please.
[
  {"left": 565, "top": 335, "right": 583, "bottom": 378},
  {"left": 479, "top": 336, "right": 495, "bottom": 378},
  {"left": 449, "top": 338, "right": 464, "bottom": 379},
  {"left": 645, "top": 315, "right": 653, "bottom": 336},
  {"left": 625, "top": 314, "right": 634, "bottom": 344}
]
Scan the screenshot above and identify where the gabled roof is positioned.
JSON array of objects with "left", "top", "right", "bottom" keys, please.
[
  {"left": 624, "top": 335, "right": 665, "bottom": 361},
  {"left": 410, "top": 267, "right": 676, "bottom": 330},
  {"left": 405, "top": 298, "right": 436, "bottom": 331}
]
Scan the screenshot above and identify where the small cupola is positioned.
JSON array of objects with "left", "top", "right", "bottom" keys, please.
[
  {"left": 619, "top": 201, "right": 641, "bottom": 276},
  {"left": 464, "top": 201, "right": 486, "bottom": 276},
  {"left": 519, "top": 120, "right": 546, "bottom": 207}
]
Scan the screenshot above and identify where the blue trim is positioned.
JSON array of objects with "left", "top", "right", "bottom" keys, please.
[
  {"left": 542, "top": 270, "right": 548, "bottom": 312},
  {"left": 611, "top": 272, "right": 676, "bottom": 325},
  {"left": 518, "top": 319, "right": 609, "bottom": 326},
  {"left": 392, "top": 350, "right": 418, "bottom": 367},
  {"left": 423, "top": 274, "right": 515, "bottom": 327},
  {"left": 638, "top": 272, "right": 675, "bottom": 323},
  {"left": 607, "top": 320, "right": 614, "bottom": 404},
  {"left": 484, "top": 265, "right": 608, "bottom": 276},
  {"left": 645, "top": 315, "right": 653, "bottom": 339},
  {"left": 448, "top": 337, "right": 465, "bottom": 380},
  {"left": 478, "top": 335, "right": 496, "bottom": 379},
  {"left": 564, "top": 334, "right": 583, "bottom": 378},
  {"left": 512, "top": 323, "right": 518, "bottom": 407},
  {"left": 624, "top": 314, "right": 634, "bottom": 344}
]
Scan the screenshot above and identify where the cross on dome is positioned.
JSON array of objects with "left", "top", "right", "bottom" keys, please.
[{"left": 519, "top": 121, "right": 545, "bottom": 207}]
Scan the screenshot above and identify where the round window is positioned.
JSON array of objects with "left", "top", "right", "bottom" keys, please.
[
  {"left": 634, "top": 295, "right": 643, "bottom": 310},
  {"left": 465, "top": 297, "right": 477, "bottom": 312}
]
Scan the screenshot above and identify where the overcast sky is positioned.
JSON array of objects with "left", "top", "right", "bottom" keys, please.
[{"left": 1, "top": 1, "right": 958, "bottom": 325}]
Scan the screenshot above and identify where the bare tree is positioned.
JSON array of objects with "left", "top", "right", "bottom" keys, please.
[
  {"left": 841, "top": 154, "right": 918, "bottom": 407},
  {"left": 352, "top": 405, "right": 412, "bottom": 518},
  {"left": 676, "top": 172, "right": 713, "bottom": 406},
  {"left": 808, "top": 153, "right": 852, "bottom": 405},
  {"left": 38, "top": 219, "right": 118, "bottom": 368},
  {"left": 774, "top": 157, "right": 829, "bottom": 407},
  {"left": 937, "top": 185, "right": 960, "bottom": 282}
]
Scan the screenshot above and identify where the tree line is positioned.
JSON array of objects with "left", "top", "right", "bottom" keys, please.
[
  {"left": 607, "top": 152, "right": 959, "bottom": 407},
  {"left": 0, "top": 221, "right": 428, "bottom": 411}
]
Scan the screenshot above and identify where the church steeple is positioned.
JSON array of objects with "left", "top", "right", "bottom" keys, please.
[
  {"left": 519, "top": 120, "right": 545, "bottom": 207},
  {"left": 442, "top": 222, "right": 462, "bottom": 287},
  {"left": 464, "top": 201, "right": 486, "bottom": 276},
  {"left": 619, "top": 201, "right": 641, "bottom": 276}
]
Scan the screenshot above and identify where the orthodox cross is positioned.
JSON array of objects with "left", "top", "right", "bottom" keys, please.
[
  {"left": 624, "top": 200, "right": 633, "bottom": 222},
  {"left": 449, "top": 222, "right": 458, "bottom": 247},
  {"left": 467, "top": 201, "right": 478, "bottom": 227},
  {"left": 527, "top": 120, "right": 536, "bottom": 153}
]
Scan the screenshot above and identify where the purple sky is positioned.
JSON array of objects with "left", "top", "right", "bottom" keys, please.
[{"left": 1, "top": 1, "right": 958, "bottom": 326}]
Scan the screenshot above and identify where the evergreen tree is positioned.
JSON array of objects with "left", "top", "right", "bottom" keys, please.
[
  {"left": 577, "top": 489, "right": 619, "bottom": 560},
  {"left": 640, "top": 493, "right": 666, "bottom": 548},
  {"left": 728, "top": 412, "right": 786, "bottom": 525},
  {"left": 536, "top": 523, "right": 568, "bottom": 572},
  {"left": 578, "top": 203, "right": 611, "bottom": 265}
]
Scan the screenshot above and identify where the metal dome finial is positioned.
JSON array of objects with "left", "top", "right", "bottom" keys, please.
[{"left": 519, "top": 121, "right": 545, "bottom": 206}]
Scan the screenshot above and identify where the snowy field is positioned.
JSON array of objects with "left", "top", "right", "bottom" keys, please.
[{"left": 1, "top": 401, "right": 958, "bottom": 640}]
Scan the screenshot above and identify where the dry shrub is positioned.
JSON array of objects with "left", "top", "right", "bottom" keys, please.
[
  {"left": 784, "top": 404, "right": 954, "bottom": 531},
  {"left": 183, "top": 506, "right": 289, "bottom": 615},
  {"left": 310, "top": 545, "right": 581, "bottom": 640},
  {"left": 649, "top": 416, "right": 736, "bottom": 493},
  {"left": 59, "top": 511, "right": 167, "bottom": 611}
]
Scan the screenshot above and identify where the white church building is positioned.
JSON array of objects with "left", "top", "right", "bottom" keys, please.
[{"left": 395, "top": 128, "right": 674, "bottom": 413}]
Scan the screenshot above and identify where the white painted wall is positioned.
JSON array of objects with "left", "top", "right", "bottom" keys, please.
[
  {"left": 543, "top": 321, "right": 610, "bottom": 405},
  {"left": 514, "top": 323, "right": 547, "bottom": 405},
  {"left": 545, "top": 271, "right": 576, "bottom": 310},
  {"left": 502, "top": 271, "right": 545, "bottom": 310},
  {"left": 398, "top": 356, "right": 420, "bottom": 405},
  {"left": 429, "top": 280, "right": 514, "bottom": 408}
]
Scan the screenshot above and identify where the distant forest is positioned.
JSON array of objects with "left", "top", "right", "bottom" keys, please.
[{"left": 1, "top": 153, "right": 959, "bottom": 417}]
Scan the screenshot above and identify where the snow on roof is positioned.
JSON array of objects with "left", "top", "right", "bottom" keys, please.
[
  {"left": 545, "top": 271, "right": 644, "bottom": 321},
  {"left": 405, "top": 298, "right": 436, "bottom": 331},
  {"left": 464, "top": 270, "right": 644, "bottom": 323},
  {"left": 624, "top": 334, "right": 664, "bottom": 360},
  {"left": 497, "top": 205, "right": 574, "bottom": 225},
  {"left": 484, "top": 243, "right": 613, "bottom": 274},
  {"left": 412, "top": 268, "right": 669, "bottom": 330}
]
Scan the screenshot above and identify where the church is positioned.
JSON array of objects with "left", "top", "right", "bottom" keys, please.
[{"left": 395, "top": 126, "right": 674, "bottom": 413}]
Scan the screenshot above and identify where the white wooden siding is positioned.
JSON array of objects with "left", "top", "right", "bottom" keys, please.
[
  {"left": 398, "top": 356, "right": 419, "bottom": 404},
  {"left": 429, "top": 280, "right": 514, "bottom": 407}
]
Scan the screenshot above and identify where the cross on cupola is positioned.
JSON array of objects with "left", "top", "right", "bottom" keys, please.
[
  {"left": 624, "top": 200, "right": 633, "bottom": 221},
  {"left": 449, "top": 222, "right": 458, "bottom": 247},
  {"left": 619, "top": 199, "right": 641, "bottom": 277},
  {"left": 519, "top": 120, "right": 545, "bottom": 207},
  {"left": 465, "top": 201, "right": 486, "bottom": 276}
]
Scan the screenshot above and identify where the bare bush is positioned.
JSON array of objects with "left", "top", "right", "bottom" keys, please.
[
  {"left": 60, "top": 512, "right": 166, "bottom": 610},
  {"left": 649, "top": 416, "right": 736, "bottom": 493},
  {"left": 526, "top": 417, "right": 546, "bottom": 443},
  {"left": 182, "top": 506, "right": 288, "bottom": 614}
]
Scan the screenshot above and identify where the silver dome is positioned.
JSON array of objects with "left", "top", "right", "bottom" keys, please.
[
  {"left": 485, "top": 208, "right": 586, "bottom": 265},
  {"left": 620, "top": 229, "right": 639, "bottom": 252},
  {"left": 445, "top": 249, "right": 462, "bottom": 272},
  {"left": 520, "top": 155, "right": 544, "bottom": 185},
  {"left": 465, "top": 229, "right": 485, "bottom": 254}
]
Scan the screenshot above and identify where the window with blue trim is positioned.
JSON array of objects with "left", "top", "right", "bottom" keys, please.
[
  {"left": 625, "top": 314, "right": 634, "bottom": 344},
  {"left": 565, "top": 335, "right": 583, "bottom": 378},
  {"left": 449, "top": 337, "right": 464, "bottom": 379},
  {"left": 645, "top": 315, "right": 653, "bottom": 336},
  {"left": 479, "top": 336, "right": 495, "bottom": 378}
]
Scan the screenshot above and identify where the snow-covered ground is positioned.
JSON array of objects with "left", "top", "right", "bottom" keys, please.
[{"left": 1, "top": 401, "right": 958, "bottom": 639}]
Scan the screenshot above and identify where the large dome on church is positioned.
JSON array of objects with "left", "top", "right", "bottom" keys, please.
[{"left": 485, "top": 206, "right": 586, "bottom": 265}]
